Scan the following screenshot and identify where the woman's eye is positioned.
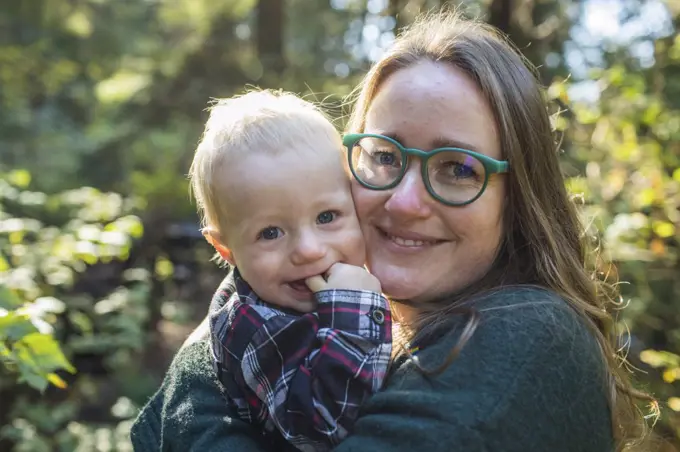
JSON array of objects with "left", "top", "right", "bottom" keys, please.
[
  {"left": 451, "top": 163, "right": 475, "bottom": 178},
  {"left": 257, "top": 226, "right": 283, "bottom": 240},
  {"left": 372, "top": 151, "right": 398, "bottom": 166},
  {"left": 316, "top": 211, "right": 337, "bottom": 224}
]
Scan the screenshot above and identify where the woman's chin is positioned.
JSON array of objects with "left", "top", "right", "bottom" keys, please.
[
  {"left": 382, "top": 287, "right": 415, "bottom": 302},
  {"left": 376, "top": 276, "right": 421, "bottom": 302},
  {"left": 367, "top": 266, "right": 404, "bottom": 297}
]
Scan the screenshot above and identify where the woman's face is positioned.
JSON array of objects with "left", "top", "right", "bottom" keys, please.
[{"left": 352, "top": 60, "right": 506, "bottom": 304}]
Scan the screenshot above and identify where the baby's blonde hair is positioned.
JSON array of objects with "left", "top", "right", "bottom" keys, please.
[{"left": 189, "top": 88, "right": 342, "bottom": 234}]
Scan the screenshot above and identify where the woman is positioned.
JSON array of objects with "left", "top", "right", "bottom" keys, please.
[{"left": 131, "top": 10, "right": 654, "bottom": 452}]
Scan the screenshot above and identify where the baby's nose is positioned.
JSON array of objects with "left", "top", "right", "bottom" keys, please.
[{"left": 291, "top": 232, "right": 327, "bottom": 265}]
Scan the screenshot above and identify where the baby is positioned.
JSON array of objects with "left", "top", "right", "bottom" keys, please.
[{"left": 188, "top": 89, "right": 392, "bottom": 452}]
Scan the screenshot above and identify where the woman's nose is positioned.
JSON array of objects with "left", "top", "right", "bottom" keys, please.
[
  {"left": 384, "top": 165, "right": 433, "bottom": 219},
  {"left": 290, "top": 231, "right": 327, "bottom": 265}
]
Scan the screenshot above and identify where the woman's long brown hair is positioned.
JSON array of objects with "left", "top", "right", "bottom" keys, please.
[{"left": 345, "top": 9, "right": 658, "bottom": 451}]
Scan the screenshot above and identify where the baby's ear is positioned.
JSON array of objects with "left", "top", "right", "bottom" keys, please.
[{"left": 202, "top": 227, "right": 235, "bottom": 265}]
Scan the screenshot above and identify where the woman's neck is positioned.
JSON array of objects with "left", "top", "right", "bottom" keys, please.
[{"left": 390, "top": 300, "right": 418, "bottom": 326}]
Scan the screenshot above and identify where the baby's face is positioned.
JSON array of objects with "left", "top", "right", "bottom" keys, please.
[{"left": 218, "top": 143, "right": 366, "bottom": 312}]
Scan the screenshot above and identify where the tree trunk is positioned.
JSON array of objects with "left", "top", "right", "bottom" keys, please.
[
  {"left": 487, "top": 0, "right": 513, "bottom": 34},
  {"left": 257, "top": 0, "right": 286, "bottom": 73},
  {"left": 389, "top": 0, "right": 408, "bottom": 33}
]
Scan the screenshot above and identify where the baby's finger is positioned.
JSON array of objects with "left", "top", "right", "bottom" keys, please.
[
  {"left": 305, "top": 275, "right": 327, "bottom": 292},
  {"left": 323, "top": 262, "right": 349, "bottom": 279}
]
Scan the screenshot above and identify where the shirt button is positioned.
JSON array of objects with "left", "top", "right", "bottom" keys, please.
[{"left": 370, "top": 308, "right": 385, "bottom": 325}]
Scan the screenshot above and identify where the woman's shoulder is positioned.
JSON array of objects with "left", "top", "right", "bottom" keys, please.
[
  {"left": 478, "top": 285, "right": 590, "bottom": 331},
  {"left": 443, "top": 286, "right": 601, "bottom": 372},
  {"left": 476, "top": 284, "right": 571, "bottom": 311},
  {"left": 150, "top": 337, "right": 216, "bottom": 391},
  {"left": 401, "top": 285, "right": 610, "bottom": 421},
  {"left": 419, "top": 285, "right": 598, "bottom": 358},
  {"left": 463, "top": 285, "right": 594, "bottom": 346},
  {"left": 377, "top": 286, "right": 613, "bottom": 451}
]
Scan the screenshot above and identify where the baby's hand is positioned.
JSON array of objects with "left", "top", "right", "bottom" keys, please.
[{"left": 305, "top": 262, "right": 381, "bottom": 293}]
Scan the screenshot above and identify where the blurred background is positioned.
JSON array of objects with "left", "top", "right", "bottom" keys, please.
[{"left": 0, "top": 0, "right": 678, "bottom": 450}]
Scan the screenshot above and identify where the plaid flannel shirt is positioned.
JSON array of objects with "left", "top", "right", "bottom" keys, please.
[{"left": 209, "top": 269, "right": 392, "bottom": 452}]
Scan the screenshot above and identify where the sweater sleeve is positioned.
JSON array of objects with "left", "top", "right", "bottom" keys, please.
[
  {"left": 130, "top": 340, "right": 273, "bottom": 452},
  {"left": 331, "top": 289, "right": 614, "bottom": 452}
]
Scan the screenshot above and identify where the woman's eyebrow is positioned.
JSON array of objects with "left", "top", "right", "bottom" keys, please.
[
  {"left": 431, "top": 136, "right": 480, "bottom": 152},
  {"left": 371, "top": 131, "right": 481, "bottom": 153},
  {"left": 374, "top": 131, "right": 402, "bottom": 142}
]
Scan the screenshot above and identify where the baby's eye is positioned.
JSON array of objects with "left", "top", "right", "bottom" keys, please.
[
  {"left": 316, "top": 211, "right": 337, "bottom": 225},
  {"left": 257, "top": 226, "right": 283, "bottom": 240}
]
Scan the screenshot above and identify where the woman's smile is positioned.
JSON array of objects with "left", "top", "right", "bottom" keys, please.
[{"left": 376, "top": 225, "right": 447, "bottom": 250}]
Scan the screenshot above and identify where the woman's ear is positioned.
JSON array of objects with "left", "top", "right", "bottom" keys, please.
[{"left": 202, "top": 227, "right": 235, "bottom": 265}]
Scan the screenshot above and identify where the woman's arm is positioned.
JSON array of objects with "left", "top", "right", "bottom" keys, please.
[
  {"left": 130, "top": 340, "right": 272, "bottom": 452},
  {"left": 331, "top": 289, "right": 614, "bottom": 452},
  {"left": 132, "top": 288, "right": 613, "bottom": 452},
  {"left": 180, "top": 314, "right": 210, "bottom": 350}
]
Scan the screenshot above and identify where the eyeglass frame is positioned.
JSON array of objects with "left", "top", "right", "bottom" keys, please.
[{"left": 342, "top": 133, "right": 510, "bottom": 207}]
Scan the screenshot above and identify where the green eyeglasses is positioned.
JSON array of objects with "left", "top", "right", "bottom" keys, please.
[{"left": 343, "top": 133, "right": 510, "bottom": 207}]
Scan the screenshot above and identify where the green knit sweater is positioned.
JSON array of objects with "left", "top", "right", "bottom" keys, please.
[{"left": 130, "top": 287, "right": 614, "bottom": 451}]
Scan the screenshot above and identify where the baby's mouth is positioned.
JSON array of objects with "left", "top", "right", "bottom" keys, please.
[{"left": 288, "top": 280, "right": 311, "bottom": 293}]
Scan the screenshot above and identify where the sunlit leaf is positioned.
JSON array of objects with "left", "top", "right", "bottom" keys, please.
[
  {"left": 70, "top": 316, "right": 92, "bottom": 338},
  {"left": 76, "top": 224, "right": 101, "bottom": 242},
  {"left": 0, "top": 312, "right": 38, "bottom": 341},
  {"left": 111, "top": 396, "right": 136, "bottom": 419},
  {"left": 652, "top": 221, "right": 675, "bottom": 239},
  {"left": 565, "top": 177, "right": 590, "bottom": 198},
  {"left": 96, "top": 71, "right": 151, "bottom": 104},
  {"left": 636, "top": 188, "right": 656, "bottom": 207},
  {"left": 547, "top": 80, "right": 568, "bottom": 101},
  {"left": 18, "top": 191, "right": 47, "bottom": 207},
  {"left": 154, "top": 256, "right": 174, "bottom": 280},
  {"left": 7, "top": 170, "right": 31, "bottom": 188},
  {"left": 608, "top": 66, "right": 625, "bottom": 85},
  {"left": 16, "top": 333, "right": 76, "bottom": 374},
  {"left": 75, "top": 241, "right": 99, "bottom": 265},
  {"left": 612, "top": 142, "right": 638, "bottom": 162},
  {"left": 64, "top": 10, "right": 93, "bottom": 38},
  {"left": 46, "top": 372, "right": 68, "bottom": 389},
  {"left": 9, "top": 230, "right": 25, "bottom": 244},
  {"left": 107, "top": 215, "right": 144, "bottom": 239},
  {"left": 669, "top": 398, "right": 680, "bottom": 412},
  {"left": 553, "top": 115, "right": 569, "bottom": 131},
  {"left": 670, "top": 34, "right": 680, "bottom": 61},
  {"left": 574, "top": 106, "right": 599, "bottom": 125},
  {"left": 99, "top": 230, "right": 128, "bottom": 246},
  {"left": 0, "top": 286, "right": 22, "bottom": 309},
  {"left": 640, "top": 349, "right": 680, "bottom": 368},
  {"left": 32, "top": 297, "right": 66, "bottom": 315},
  {"left": 642, "top": 101, "right": 663, "bottom": 125},
  {"left": 663, "top": 368, "right": 679, "bottom": 383}
]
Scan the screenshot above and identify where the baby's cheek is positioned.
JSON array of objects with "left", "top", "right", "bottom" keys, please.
[{"left": 343, "top": 228, "right": 367, "bottom": 267}]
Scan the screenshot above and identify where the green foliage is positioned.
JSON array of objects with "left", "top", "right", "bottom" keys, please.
[
  {"left": 0, "top": 308, "right": 76, "bottom": 392},
  {"left": 0, "top": 169, "right": 79, "bottom": 392},
  {"left": 0, "top": 168, "right": 149, "bottom": 449}
]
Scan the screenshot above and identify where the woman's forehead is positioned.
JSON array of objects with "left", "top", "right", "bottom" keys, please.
[{"left": 364, "top": 61, "right": 500, "bottom": 157}]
